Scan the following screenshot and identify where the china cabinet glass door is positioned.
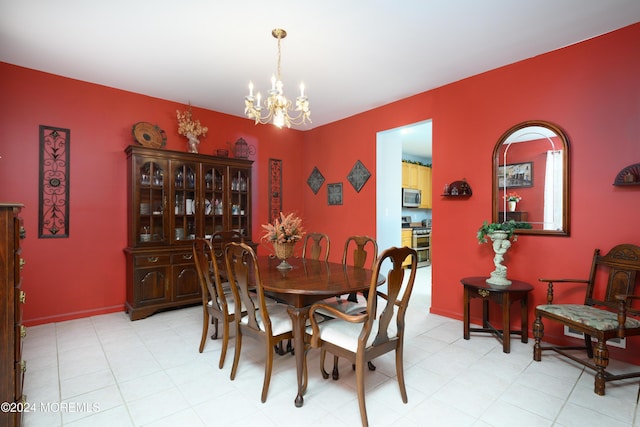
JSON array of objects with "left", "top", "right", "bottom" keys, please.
[
  {"left": 202, "top": 165, "right": 225, "bottom": 237},
  {"left": 172, "top": 162, "right": 197, "bottom": 243},
  {"left": 229, "top": 167, "right": 250, "bottom": 238},
  {"left": 138, "top": 161, "right": 166, "bottom": 244}
]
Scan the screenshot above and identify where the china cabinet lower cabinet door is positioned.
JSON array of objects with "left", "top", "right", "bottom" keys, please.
[{"left": 172, "top": 252, "right": 199, "bottom": 301}]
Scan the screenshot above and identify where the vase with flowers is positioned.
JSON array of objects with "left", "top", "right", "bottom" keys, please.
[
  {"left": 504, "top": 191, "right": 522, "bottom": 212},
  {"left": 261, "top": 212, "right": 305, "bottom": 269},
  {"left": 177, "top": 103, "right": 208, "bottom": 153}
]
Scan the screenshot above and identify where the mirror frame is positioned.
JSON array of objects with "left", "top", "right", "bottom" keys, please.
[{"left": 492, "top": 120, "right": 570, "bottom": 237}]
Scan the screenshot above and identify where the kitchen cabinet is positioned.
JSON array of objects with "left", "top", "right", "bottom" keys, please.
[
  {"left": 417, "top": 166, "right": 432, "bottom": 208},
  {"left": 401, "top": 229, "right": 412, "bottom": 267},
  {"left": 1, "top": 204, "right": 25, "bottom": 427},
  {"left": 402, "top": 162, "right": 432, "bottom": 208},
  {"left": 402, "top": 162, "right": 419, "bottom": 189},
  {"left": 124, "top": 145, "right": 254, "bottom": 320}
]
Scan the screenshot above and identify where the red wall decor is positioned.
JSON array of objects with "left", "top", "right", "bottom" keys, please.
[
  {"left": 269, "top": 158, "right": 282, "bottom": 222},
  {"left": 38, "top": 125, "right": 70, "bottom": 238}
]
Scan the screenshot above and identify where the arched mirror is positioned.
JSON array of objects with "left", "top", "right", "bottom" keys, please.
[{"left": 492, "top": 120, "right": 570, "bottom": 236}]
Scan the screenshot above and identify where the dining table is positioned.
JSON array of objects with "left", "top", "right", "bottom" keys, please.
[{"left": 255, "top": 255, "right": 384, "bottom": 408}]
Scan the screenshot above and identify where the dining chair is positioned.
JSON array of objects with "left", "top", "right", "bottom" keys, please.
[
  {"left": 301, "top": 232, "right": 331, "bottom": 261},
  {"left": 225, "top": 242, "right": 296, "bottom": 403},
  {"left": 209, "top": 230, "right": 244, "bottom": 282},
  {"left": 192, "top": 237, "right": 244, "bottom": 369},
  {"left": 308, "top": 246, "right": 418, "bottom": 427},
  {"left": 533, "top": 243, "right": 640, "bottom": 395},
  {"left": 320, "top": 235, "right": 379, "bottom": 378}
]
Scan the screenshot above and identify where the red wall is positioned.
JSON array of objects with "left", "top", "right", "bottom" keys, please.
[
  {"left": 0, "top": 64, "right": 305, "bottom": 323},
  {"left": 1, "top": 23, "right": 639, "bottom": 363},
  {"left": 304, "top": 23, "right": 640, "bottom": 363}
]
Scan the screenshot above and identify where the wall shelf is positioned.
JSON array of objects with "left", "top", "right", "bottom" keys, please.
[
  {"left": 442, "top": 179, "right": 472, "bottom": 197},
  {"left": 613, "top": 163, "right": 640, "bottom": 186}
]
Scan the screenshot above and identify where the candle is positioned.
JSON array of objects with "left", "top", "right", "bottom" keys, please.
[
  {"left": 300, "top": 82, "right": 305, "bottom": 97},
  {"left": 256, "top": 92, "right": 261, "bottom": 107},
  {"left": 248, "top": 81, "right": 253, "bottom": 97},
  {"left": 271, "top": 75, "right": 276, "bottom": 90}
]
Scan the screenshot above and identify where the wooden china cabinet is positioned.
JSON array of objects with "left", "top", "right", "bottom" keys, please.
[
  {"left": 124, "top": 146, "right": 253, "bottom": 320},
  {"left": 1, "top": 204, "right": 26, "bottom": 427}
]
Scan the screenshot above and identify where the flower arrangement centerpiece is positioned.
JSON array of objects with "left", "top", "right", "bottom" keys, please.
[
  {"left": 504, "top": 191, "right": 521, "bottom": 211},
  {"left": 261, "top": 212, "right": 305, "bottom": 269},
  {"left": 177, "top": 103, "right": 208, "bottom": 153}
]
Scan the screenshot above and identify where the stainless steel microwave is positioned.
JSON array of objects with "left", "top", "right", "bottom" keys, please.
[{"left": 402, "top": 188, "right": 421, "bottom": 207}]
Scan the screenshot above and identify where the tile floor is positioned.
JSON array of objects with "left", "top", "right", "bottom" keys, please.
[{"left": 21, "top": 266, "right": 640, "bottom": 426}]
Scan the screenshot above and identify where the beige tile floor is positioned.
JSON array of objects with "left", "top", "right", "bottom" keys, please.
[{"left": 21, "top": 266, "right": 640, "bottom": 426}]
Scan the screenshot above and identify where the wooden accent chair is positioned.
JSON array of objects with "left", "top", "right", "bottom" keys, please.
[
  {"left": 533, "top": 243, "right": 640, "bottom": 395},
  {"left": 192, "top": 237, "right": 243, "bottom": 369},
  {"left": 308, "top": 246, "right": 418, "bottom": 427},
  {"left": 225, "top": 242, "right": 295, "bottom": 402},
  {"left": 301, "top": 232, "right": 331, "bottom": 261}
]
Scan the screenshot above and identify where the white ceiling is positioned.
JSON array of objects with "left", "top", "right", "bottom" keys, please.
[{"left": 1, "top": 1, "right": 639, "bottom": 158}]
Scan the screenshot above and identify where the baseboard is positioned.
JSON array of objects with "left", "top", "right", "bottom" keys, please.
[{"left": 23, "top": 305, "right": 126, "bottom": 326}]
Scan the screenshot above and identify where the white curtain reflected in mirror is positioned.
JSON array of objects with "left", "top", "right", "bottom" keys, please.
[
  {"left": 544, "top": 150, "right": 563, "bottom": 230},
  {"left": 493, "top": 121, "right": 570, "bottom": 237}
]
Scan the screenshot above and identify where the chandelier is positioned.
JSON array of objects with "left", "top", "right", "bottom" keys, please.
[{"left": 244, "top": 28, "right": 311, "bottom": 128}]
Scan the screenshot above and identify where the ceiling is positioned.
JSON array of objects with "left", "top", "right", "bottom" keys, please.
[{"left": 1, "top": 1, "right": 639, "bottom": 158}]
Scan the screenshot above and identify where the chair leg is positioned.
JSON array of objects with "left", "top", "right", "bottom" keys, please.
[
  {"left": 355, "top": 355, "right": 369, "bottom": 427},
  {"left": 533, "top": 316, "right": 543, "bottom": 361},
  {"left": 320, "top": 349, "right": 330, "bottom": 379},
  {"left": 262, "top": 342, "right": 275, "bottom": 403},
  {"left": 584, "top": 335, "right": 594, "bottom": 359},
  {"left": 593, "top": 341, "right": 609, "bottom": 396},
  {"left": 230, "top": 327, "right": 242, "bottom": 381},
  {"left": 332, "top": 355, "right": 340, "bottom": 380},
  {"left": 219, "top": 318, "right": 230, "bottom": 369},
  {"left": 395, "top": 346, "right": 408, "bottom": 403},
  {"left": 211, "top": 318, "right": 219, "bottom": 340},
  {"left": 199, "top": 310, "right": 209, "bottom": 353}
]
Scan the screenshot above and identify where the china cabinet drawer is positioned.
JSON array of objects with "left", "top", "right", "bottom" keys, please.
[
  {"left": 134, "top": 254, "right": 170, "bottom": 267},
  {"left": 171, "top": 251, "right": 194, "bottom": 264}
]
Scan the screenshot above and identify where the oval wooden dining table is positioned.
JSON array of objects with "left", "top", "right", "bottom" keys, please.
[{"left": 254, "top": 256, "right": 384, "bottom": 408}]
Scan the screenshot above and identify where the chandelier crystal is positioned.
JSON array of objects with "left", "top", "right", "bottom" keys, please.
[{"left": 244, "top": 28, "right": 311, "bottom": 128}]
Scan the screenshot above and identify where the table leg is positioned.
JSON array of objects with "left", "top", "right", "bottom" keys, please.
[
  {"left": 287, "top": 305, "right": 309, "bottom": 407},
  {"left": 502, "top": 293, "right": 511, "bottom": 353},
  {"left": 463, "top": 286, "right": 470, "bottom": 339},
  {"left": 521, "top": 293, "right": 528, "bottom": 343}
]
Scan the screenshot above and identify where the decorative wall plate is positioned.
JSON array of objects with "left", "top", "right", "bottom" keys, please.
[
  {"left": 132, "top": 122, "right": 167, "bottom": 148},
  {"left": 307, "top": 167, "right": 325, "bottom": 194},
  {"left": 327, "top": 183, "right": 343, "bottom": 205},
  {"left": 347, "top": 160, "right": 371, "bottom": 193}
]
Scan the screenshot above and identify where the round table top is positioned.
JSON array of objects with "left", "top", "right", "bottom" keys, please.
[
  {"left": 460, "top": 276, "right": 534, "bottom": 292},
  {"left": 256, "top": 256, "right": 382, "bottom": 297}
]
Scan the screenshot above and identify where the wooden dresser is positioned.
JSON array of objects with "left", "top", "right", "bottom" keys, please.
[{"left": 0, "top": 204, "right": 26, "bottom": 427}]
